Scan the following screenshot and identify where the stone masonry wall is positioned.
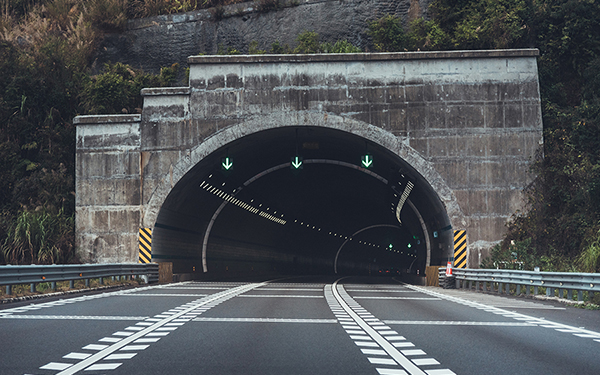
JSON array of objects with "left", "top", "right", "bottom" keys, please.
[{"left": 95, "top": 0, "right": 430, "bottom": 78}]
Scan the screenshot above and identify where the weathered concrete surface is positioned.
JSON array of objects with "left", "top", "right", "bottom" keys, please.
[
  {"left": 95, "top": 0, "right": 430, "bottom": 77},
  {"left": 75, "top": 50, "right": 543, "bottom": 267}
]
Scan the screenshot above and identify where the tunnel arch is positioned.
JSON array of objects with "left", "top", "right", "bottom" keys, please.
[
  {"left": 143, "top": 111, "right": 465, "bottom": 229},
  {"left": 144, "top": 111, "right": 464, "bottom": 276}
]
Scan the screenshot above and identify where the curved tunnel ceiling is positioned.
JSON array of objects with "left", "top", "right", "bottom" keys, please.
[{"left": 151, "top": 127, "right": 453, "bottom": 276}]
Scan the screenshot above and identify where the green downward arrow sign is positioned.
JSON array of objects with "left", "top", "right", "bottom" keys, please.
[
  {"left": 291, "top": 156, "right": 303, "bottom": 169},
  {"left": 222, "top": 157, "right": 233, "bottom": 171},
  {"left": 361, "top": 154, "right": 373, "bottom": 168}
]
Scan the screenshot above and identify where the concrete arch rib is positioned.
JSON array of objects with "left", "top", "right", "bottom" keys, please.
[{"left": 142, "top": 111, "right": 465, "bottom": 229}]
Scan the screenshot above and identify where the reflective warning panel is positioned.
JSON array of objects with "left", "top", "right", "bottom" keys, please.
[
  {"left": 453, "top": 230, "right": 467, "bottom": 268},
  {"left": 139, "top": 228, "right": 152, "bottom": 263}
]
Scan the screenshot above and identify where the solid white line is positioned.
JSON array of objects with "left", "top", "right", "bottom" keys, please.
[
  {"left": 354, "top": 297, "right": 440, "bottom": 300},
  {"left": 192, "top": 317, "right": 337, "bottom": 323},
  {"left": 383, "top": 320, "right": 536, "bottom": 326},
  {"left": 0, "top": 315, "right": 148, "bottom": 321},
  {"left": 238, "top": 295, "right": 323, "bottom": 298}
]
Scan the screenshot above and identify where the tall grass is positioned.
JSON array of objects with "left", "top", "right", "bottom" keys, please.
[
  {"left": 576, "top": 230, "right": 600, "bottom": 273},
  {"left": 1, "top": 208, "right": 75, "bottom": 264}
]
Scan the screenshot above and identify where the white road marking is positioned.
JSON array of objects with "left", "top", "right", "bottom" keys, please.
[
  {"left": 238, "top": 295, "right": 323, "bottom": 298},
  {"left": 376, "top": 368, "right": 409, "bottom": 374},
  {"left": 84, "top": 363, "right": 122, "bottom": 371},
  {"left": 120, "top": 345, "right": 149, "bottom": 351},
  {"left": 0, "top": 315, "right": 148, "bottom": 320},
  {"left": 63, "top": 353, "right": 91, "bottom": 360},
  {"left": 45, "top": 282, "right": 266, "bottom": 375},
  {"left": 402, "top": 350, "right": 427, "bottom": 356},
  {"left": 104, "top": 353, "right": 137, "bottom": 360},
  {"left": 362, "top": 349, "right": 388, "bottom": 355},
  {"left": 354, "top": 297, "right": 441, "bottom": 300},
  {"left": 384, "top": 320, "right": 536, "bottom": 326},
  {"left": 115, "top": 293, "right": 208, "bottom": 297},
  {"left": 82, "top": 345, "right": 108, "bottom": 351},
  {"left": 413, "top": 359, "right": 440, "bottom": 366},
  {"left": 40, "top": 363, "right": 72, "bottom": 370},
  {"left": 369, "top": 357, "right": 398, "bottom": 365},
  {"left": 425, "top": 369, "right": 456, "bottom": 375},
  {"left": 192, "top": 317, "right": 337, "bottom": 323},
  {"left": 403, "top": 283, "right": 600, "bottom": 343}
]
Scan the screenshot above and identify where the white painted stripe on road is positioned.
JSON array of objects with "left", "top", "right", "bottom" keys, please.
[
  {"left": 369, "top": 357, "right": 398, "bottom": 365},
  {"left": 402, "top": 283, "right": 600, "bottom": 343},
  {"left": 116, "top": 293, "right": 209, "bottom": 297},
  {"left": 347, "top": 289, "right": 412, "bottom": 292},
  {"left": 376, "top": 368, "right": 408, "bottom": 375},
  {"left": 392, "top": 342, "right": 415, "bottom": 348},
  {"left": 192, "top": 317, "right": 338, "bottom": 323},
  {"left": 49, "top": 282, "right": 266, "bottom": 375},
  {"left": 256, "top": 288, "right": 323, "bottom": 291},
  {"left": 120, "top": 345, "right": 149, "bottom": 351},
  {"left": 384, "top": 320, "right": 536, "bottom": 326},
  {"left": 98, "top": 337, "right": 122, "bottom": 343},
  {"left": 104, "top": 353, "right": 137, "bottom": 360},
  {"left": 112, "top": 331, "right": 134, "bottom": 337},
  {"left": 40, "top": 363, "right": 73, "bottom": 370},
  {"left": 362, "top": 349, "right": 388, "bottom": 355},
  {"left": 413, "top": 359, "right": 440, "bottom": 366},
  {"left": 350, "top": 335, "right": 372, "bottom": 340},
  {"left": 238, "top": 295, "right": 323, "bottom": 298},
  {"left": 0, "top": 315, "right": 148, "bottom": 321},
  {"left": 63, "top": 353, "right": 91, "bottom": 360},
  {"left": 125, "top": 326, "right": 144, "bottom": 331},
  {"left": 82, "top": 345, "right": 108, "bottom": 351},
  {"left": 425, "top": 369, "right": 456, "bottom": 375},
  {"left": 402, "top": 350, "right": 426, "bottom": 356},
  {"left": 84, "top": 363, "right": 122, "bottom": 371},
  {"left": 354, "top": 297, "right": 440, "bottom": 300},
  {"left": 379, "top": 331, "right": 399, "bottom": 336},
  {"left": 386, "top": 336, "right": 407, "bottom": 341},
  {"left": 356, "top": 341, "right": 380, "bottom": 347},
  {"left": 145, "top": 332, "right": 170, "bottom": 336}
]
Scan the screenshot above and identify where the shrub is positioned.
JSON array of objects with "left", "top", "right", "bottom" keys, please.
[{"left": 367, "top": 14, "right": 406, "bottom": 52}]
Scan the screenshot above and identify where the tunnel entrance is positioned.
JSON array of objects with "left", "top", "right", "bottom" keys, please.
[{"left": 150, "top": 126, "right": 453, "bottom": 278}]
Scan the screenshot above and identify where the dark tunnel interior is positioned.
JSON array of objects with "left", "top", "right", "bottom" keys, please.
[{"left": 150, "top": 127, "right": 454, "bottom": 279}]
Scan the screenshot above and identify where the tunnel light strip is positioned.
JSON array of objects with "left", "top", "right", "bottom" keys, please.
[
  {"left": 200, "top": 182, "right": 285, "bottom": 225},
  {"left": 395, "top": 181, "right": 414, "bottom": 224}
]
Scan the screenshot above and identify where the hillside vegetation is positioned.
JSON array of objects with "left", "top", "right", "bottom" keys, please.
[{"left": 0, "top": 0, "right": 599, "bottom": 271}]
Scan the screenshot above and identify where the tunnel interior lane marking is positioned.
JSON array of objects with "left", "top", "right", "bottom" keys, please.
[
  {"left": 326, "top": 281, "right": 456, "bottom": 375},
  {"left": 31, "top": 282, "right": 266, "bottom": 375},
  {"left": 402, "top": 283, "right": 600, "bottom": 344}
]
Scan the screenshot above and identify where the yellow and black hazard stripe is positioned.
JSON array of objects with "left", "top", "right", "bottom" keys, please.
[
  {"left": 453, "top": 230, "right": 467, "bottom": 268},
  {"left": 138, "top": 228, "right": 152, "bottom": 263}
]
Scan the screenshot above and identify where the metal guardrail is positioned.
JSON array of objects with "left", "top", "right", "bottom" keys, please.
[
  {"left": 0, "top": 263, "right": 159, "bottom": 295},
  {"left": 439, "top": 267, "right": 600, "bottom": 301}
]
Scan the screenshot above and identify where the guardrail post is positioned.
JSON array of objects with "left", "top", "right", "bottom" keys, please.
[
  {"left": 6, "top": 285, "right": 11, "bottom": 295},
  {"left": 505, "top": 283, "right": 510, "bottom": 294},
  {"left": 30, "top": 283, "right": 35, "bottom": 293},
  {"left": 85, "top": 279, "right": 89, "bottom": 287},
  {"left": 455, "top": 279, "right": 460, "bottom": 289},
  {"left": 558, "top": 288, "right": 564, "bottom": 298},
  {"left": 516, "top": 284, "right": 521, "bottom": 295},
  {"left": 525, "top": 285, "right": 530, "bottom": 295},
  {"left": 69, "top": 280, "right": 74, "bottom": 289},
  {"left": 51, "top": 281, "right": 56, "bottom": 290},
  {"left": 498, "top": 283, "right": 503, "bottom": 294},
  {"left": 475, "top": 281, "right": 480, "bottom": 291},
  {"left": 590, "top": 291, "right": 595, "bottom": 300},
  {"left": 468, "top": 280, "right": 472, "bottom": 289},
  {"left": 546, "top": 287, "right": 553, "bottom": 297},
  {"left": 578, "top": 290, "right": 583, "bottom": 301},
  {"left": 534, "top": 286, "right": 538, "bottom": 295},
  {"left": 567, "top": 289, "right": 573, "bottom": 300},
  {"left": 99, "top": 277, "right": 103, "bottom": 285}
]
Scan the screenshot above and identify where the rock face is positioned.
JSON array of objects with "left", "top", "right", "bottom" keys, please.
[{"left": 95, "top": 0, "right": 431, "bottom": 76}]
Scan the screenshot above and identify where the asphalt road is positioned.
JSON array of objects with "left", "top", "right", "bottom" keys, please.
[{"left": 1, "top": 276, "right": 599, "bottom": 375}]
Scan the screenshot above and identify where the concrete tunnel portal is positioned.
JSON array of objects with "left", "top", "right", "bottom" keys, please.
[{"left": 150, "top": 126, "right": 454, "bottom": 277}]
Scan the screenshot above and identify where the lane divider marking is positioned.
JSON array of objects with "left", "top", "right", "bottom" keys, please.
[
  {"left": 33, "top": 282, "right": 266, "bottom": 375},
  {"left": 326, "top": 280, "right": 456, "bottom": 375},
  {"left": 401, "top": 283, "right": 600, "bottom": 344}
]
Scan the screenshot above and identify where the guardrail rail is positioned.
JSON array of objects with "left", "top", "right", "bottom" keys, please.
[
  {"left": 0, "top": 263, "right": 159, "bottom": 295},
  {"left": 439, "top": 267, "right": 600, "bottom": 302}
]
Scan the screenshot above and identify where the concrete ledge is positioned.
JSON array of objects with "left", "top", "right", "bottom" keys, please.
[
  {"left": 188, "top": 49, "right": 540, "bottom": 64},
  {"left": 74, "top": 114, "right": 142, "bottom": 125},
  {"left": 141, "top": 87, "right": 191, "bottom": 96}
]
